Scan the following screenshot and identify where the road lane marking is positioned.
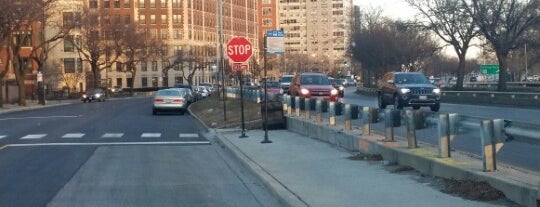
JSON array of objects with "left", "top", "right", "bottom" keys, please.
[
  {"left": 101, "top": 133, "right": 124, "bottom": 138},
  {"left": 0, "top": 115, "right": 81, "bottom": 121},
  {"left": 0, "top": 135, "right": 6, "bottom": 139},
  {"left": 62, "top": 133, "right": 85, "bottom": 138},
  {"left": 141, "top": 133, "right": 161, "bottom": 138},
  {"left": 2, "top": 141, "right": 211, "bottom": 148},
  {"left": 21, "top": 134, "right": 47, "bottom": 139},
  {"left": 179, "top": 133, "right": 199, "bottom": 138}
]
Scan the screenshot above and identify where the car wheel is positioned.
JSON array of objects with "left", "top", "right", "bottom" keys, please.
[
  {"left": 412, "top": 106, "right": 420, "bottom": 110},
  {"left": 179, "top": 110, "right": 185, "bottom": 115},
  {"left": 394, "top": 95, "right": 403, "bottom": 110},
  {"left": 152, "top": 108, "right": 158, "bottom": 115},
  {"left": 88, "top": 100, "right": 92, "bottom": 103},
  {"left": 83, "top": 100, "right": 86, "bottom": 103},
  {"left": 430, "top": 103, "right": 440, "bottom": 112},
  {"left": 378, "top": 93, "right": 387, "bottom": 109}
]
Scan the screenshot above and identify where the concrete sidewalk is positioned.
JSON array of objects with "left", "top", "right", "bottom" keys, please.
[
  {"left": 0, "top": 99, "right": 78, "bottom": 115},
  {"left": 214, "top": 129, "right": 510, "bottom": 207}
]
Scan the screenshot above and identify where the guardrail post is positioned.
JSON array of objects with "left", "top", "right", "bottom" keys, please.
[
  {"left": 438, "top": 114, "right": 450, "bottom": 158},
  {"left": 405, "top": 110, "right": 417, "bottom": 148},
  {"left": 256, "top": 90, "right": 261, "bottom": 103},
  {"left": 448, "top": 113, "right": 458, "bottom": 143},
  {"left": 384, "top": 109, "right": 394, "bottom": 142},
  {"left": 344, "top": 104, "right": 352, "bottom": 131},
  {"left": 329, "top": 101, "right": 336, "bottom": 126},
  {"left": 362, "top": 106, "right": 371, "bottom": 135},
  {"left": 295, "top": 96, "right": 301, "bottom": 117},
  {"left": 481, "top": 119, "right": 496, "bottom": 171},
  {"left": 316, "top": 99, "right": 322, "bottom": 122},
  {"left": 305, "top": 98, "right": 311, "bottom": 119},
  {"left": 282, "top": 95, "right": 289, "bottom": 112},
  {"left": 287, "top": 95, "right": 293, "bottom": 115}
]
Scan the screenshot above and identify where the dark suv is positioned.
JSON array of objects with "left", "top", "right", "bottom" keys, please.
[
  {"left": 289, "top": 72, "right": 338, "bottom": 102},
  {"left": 377, "top": 72, "right": 441, "bottom": 112}
]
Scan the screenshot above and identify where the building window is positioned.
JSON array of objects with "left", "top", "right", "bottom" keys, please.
[
  {"left": 138, "top": 0, "right": 144, "bottom": 8},
  {"left": 151, "top": 77, "right": 158, "bottom": 87},
  {"left": 103, "top": 0, "right": 110, "bottom": 8},
  {"left": 139, "top": 15, "right": 146, "bottom": 24},
  {"left": 263, "top": 8, "right": 272, "bottom": 16},
  {"left": 161, "top": 14, "right": 167, "bottom": 25},
  {"left": 173, "top": 45, "right": 181, "bottom": 55},
  {"left": 64, "top": 35, "right": 75, "bottom": 52},
  {"left": 141, "top": 77, "right": 148, "bottom": 87},
  {"left": 173, "top": 29, "right": 181, "bottom": 39},
  {"left": 150, "top": 15, "right": 156, "bottom": 24},
  {"left": 161, "top": 29, "right": 168, "bottom": 40},
  {"left": 161, "top": 45, "right": 168, "bottom": 56},
  {"left": 172, "top": 14, "right": 180, "bottom": 24},
  {"left": 116, "top": 62, "right": 123, "bottom": 71},
  {"left": 141, "top": 61, "right": 147, "bottom": 71},
  {"left": 151, "top": 61, "right": 157, "bottom": 71},
  {"left": 114, "top": 0, "right": 120, "bottom": 8},
  {"left": 116, "top": 78, "right": 123, "bottom": 87},
  {"left": 150, "top": 29, "right": 157, "bottom": 39},
  {"left": 124, "top": 0, "right": 130, "bottom": 8},
  {"left": 124, "top": 15, "right": 130, "bottom": 24},
  {"left": 263, "top": 18, "right": 272, "bottom": 27},
  {"left": 150, "top": 0, "right": 155, "bottom": 8},
  {"left": 172, "top": 0, "right": 180, "bottom": 8},
  {"left": 160, "top": 0, "right": 166, "bottom": 8},
  {"left": 262, "top": 0, "right": 271, "bottom": 4},
  {"left": 90, "top": 0, "right": 98, "bottom": 8},
  {"left": 64, "top": 58, "right": 75, "bottom": 73}
]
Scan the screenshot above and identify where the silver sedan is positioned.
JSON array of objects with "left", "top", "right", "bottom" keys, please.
[{"left": 152, "top": 89, "right": 190, "bottom": 115}]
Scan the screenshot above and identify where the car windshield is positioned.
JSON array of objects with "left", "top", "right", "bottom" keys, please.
[
  {"left": 300, "top": 75, "right": 331, "bottom": 85},
  {"left": 395, "top": 74, "right": 430, "bottom": 84},
  {"left": 280, "top": 76, "right": 293, "bottom": 82},
  {"left": 334, "top": 79, "right": 345, "bottom": 85},
  {"left": 157, "top": 90, "right": 180, "bottom": 96},
  {"left": 265, "top": 81, "right": 280, "bottom": 88}
]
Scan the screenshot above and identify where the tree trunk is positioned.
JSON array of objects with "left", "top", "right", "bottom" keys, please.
[
  {"left": 14, "top": 58, "right": 27, "bottom": 106},
  {"left": 91, "top": 63, "right": 100, "bottom": 89},
  {"left": 455, "top": 53, "right": 466, "bottom": 91},
  {"left": 0, "top": 80, "right": 4, "bottom": 108},
  {"left": 496, "top": 51, "right": 508, "bottom": 91}
]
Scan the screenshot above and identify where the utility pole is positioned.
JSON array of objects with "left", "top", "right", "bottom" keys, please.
[{"left": 218, "top": 0, "right": 227, "bottom": 121}]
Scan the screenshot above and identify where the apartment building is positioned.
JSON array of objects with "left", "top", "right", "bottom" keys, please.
[
  {"left": 279, "top": 0, "right": 354, "bottom": 74},
  {"left": 45, "top": 0, "right": 258, "bottom": 91}
]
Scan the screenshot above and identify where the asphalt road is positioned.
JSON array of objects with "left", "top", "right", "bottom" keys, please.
[
  {"left": 340, "top": 87, "right": 540, "bottom": 173},
  {"left": 0, "top": 97, "right": 283, "bottom": 207}
]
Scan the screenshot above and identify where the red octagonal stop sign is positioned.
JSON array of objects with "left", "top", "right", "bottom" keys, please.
[{"left": 226, "top": 36, "right": 252, "bottom": 63}]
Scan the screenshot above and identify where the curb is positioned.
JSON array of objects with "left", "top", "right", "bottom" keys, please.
[{"left": 188, "top": 105, "right": 308, "bottom": 207}]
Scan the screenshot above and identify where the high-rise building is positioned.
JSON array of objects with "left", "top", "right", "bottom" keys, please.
[{"left": 279, "top": 0, "right": 354, "bottom": 74}]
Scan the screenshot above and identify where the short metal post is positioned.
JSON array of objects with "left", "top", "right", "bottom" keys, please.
[
  {"left": 316, "top": 99, "right": 322, "bottom": 122},
  {"left": 282, "top": 95, "right": 289, "bottom": 112},
  {"left": 287, "top": 95, "right": 292, "bottom": 115},
  {"left": 481, "top": 120, "right": 496, "bottom": 171},
  {"left": 384, "top": 109, "right": 394, "bottom": 142},
  {"left": 492, "top": 119, "right": 504, "bottom": 154},
  {"left": 329, "top": 101, "right": 336, "bottom": 126},
  {"left": 295, "top": 96, "right": 300, "bottom": 117},
  {"left": 448, "top": 113, "right": 458, "bottom": 142},
  {"left": 405, "top": 110, "right": 417, "bottom": 148},
  {"left": 305, "top": 98, "right": 311, "bottom": 119},
  {"left": 344, "top": 104, "right": 352, "bottom": 131},
  {"left": 438, "top": 114, "right": 450, "bottom": 158},
  {"left": 362, "top": 106, "right": 371, "bottom": 135}
]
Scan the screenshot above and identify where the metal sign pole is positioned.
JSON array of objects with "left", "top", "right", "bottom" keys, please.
[
  {"left": 261, "top": 34, "right": 272, "bottom": 144},
  {"left": 239, "top": 70, "right": 248, "bottom": 138}
]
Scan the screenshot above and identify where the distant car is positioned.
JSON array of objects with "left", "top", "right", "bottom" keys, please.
[
  {"left": 169, "top": 88, "right": 195, "bottom": 104},
  {"left": 279, "top": 75, "right": 294, "bottom": 94},
  {"left": 289, "top": 72, "right": 339, "bottom": 102},
  {"left": 330, "top": 78, "right": 346, "bottom": 97},
  {"left": 263, "top": 81, "right": 283, "bottom": 94},
  {"left": 377, "top": 72, "right": 441, "bottom": 112},
  {"left": 199, "top": 83, "right": 214, "bottom": 92},
  {"left": 429, "top": 77, "right": 444, "bottom": 87},
  {"left": 194, "top": 86, "right": 210, "bottom": 98},
  {"left": 469, "top": 76, "right": 477, "bottom": 82},
  {"left": 152, "top": 89, "right": 190, "bottom": 115},
  {"left": 81, "top": 88, "right": 106, "bottom": 103},
  {"left": 109, "top": 85, "right": 122, "bottom": 94}
]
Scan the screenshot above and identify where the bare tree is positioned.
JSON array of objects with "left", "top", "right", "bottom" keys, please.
[
  {"left": 406, "top": 0, "right": 479, "bottom": 90},
  {"left": 463, "top": 0, "right": 539, "bottom": 91}
]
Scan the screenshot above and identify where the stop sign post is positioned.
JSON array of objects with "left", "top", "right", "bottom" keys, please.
[{"left": 227, "top": 36, "right": 253, "bottom": 63}]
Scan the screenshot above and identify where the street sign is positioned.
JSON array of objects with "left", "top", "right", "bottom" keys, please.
[
  {"left": 232, "top": 63, "right": 248, "bottom": 71},
  {"left": 266, "top": 29, "right": 284, "bottom": 54},
  {"left": 480, "top": 64, "right": 499, "bottom": 74},
  {"left": 226, "top": 36, "right": 253, "bottom": 63},
  {"left": 37, "top": 71, "right": 43, "bottom": 82}
]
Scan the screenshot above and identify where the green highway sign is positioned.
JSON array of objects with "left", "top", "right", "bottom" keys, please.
[{"left": 480, "top": 64, "right": 499, "bottom": 74}]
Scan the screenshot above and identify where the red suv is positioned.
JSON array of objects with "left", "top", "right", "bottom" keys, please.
[{"left": 289, "top": 72, "right": 338, "bottom": 102}]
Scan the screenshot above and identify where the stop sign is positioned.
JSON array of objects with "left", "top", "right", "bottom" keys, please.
[{"left": 226, "top": 36, "right": 252, "bottom": 63}]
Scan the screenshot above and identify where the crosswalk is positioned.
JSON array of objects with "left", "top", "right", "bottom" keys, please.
[{"left": 0, "top": 133, "right": 201, "bottom": 140}]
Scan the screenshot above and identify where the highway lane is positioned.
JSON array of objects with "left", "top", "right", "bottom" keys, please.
[
  {"left": 0, "top": 98, "right": 282, "bottom": 207},
  {"left": 340, "top": 87, "right": 540, "bottom": 172}
]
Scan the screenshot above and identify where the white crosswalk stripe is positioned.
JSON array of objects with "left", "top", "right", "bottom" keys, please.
[
  {"left": 179, "top": 133, "right": 199, "bottom": 138},
  {"left": 21, "top": 134, "right": 47, "bottom": 139},
  {"left": 62, "top": 133, "right": 85, "bottom": 138},
  {"left": 141, "top": 133, "right": 161, "bottom": 138},
  {"left": 101, "top": 133, "right": 124, "bottom": 138},
  {"left": 0, "top": 135, "right": 6, "bottom": 139}
]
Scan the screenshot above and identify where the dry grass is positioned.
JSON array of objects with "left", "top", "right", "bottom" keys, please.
[{"left": 190, "top": 94, "right": 262, "bottom": 128}]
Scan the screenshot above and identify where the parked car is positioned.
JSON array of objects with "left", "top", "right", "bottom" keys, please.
[
  {"left": 279, "top": 74, "right": 295, "bottom": 94},
  {"left": 377, "top": 72, "right": 441, "bottom": 112},
  {"left": 330, "top": 78, "right": 346, "bottom": 97},
  {"left": 81, "top": 88, "right": 107, "bottom": 103},
  {"left": 169, "top": 88, "right": 195, "bottom": 105},
  {"left": 289, "top": 72, "right": 339, "bottom": 102},
  {"left": 428, "top": 77, "right": 444, "bottom": 87},
  {"left": 194, "top": 86, "right": 210, "bottom": 98},
  {"left": 152, "top": 89, "right": 190, "bottom": 115},
  {"left": 199, "top": 83, "right": 215, "bottom": 92},
  {"left": 109, "top": 85, "right": 123, "bottom": 94}
]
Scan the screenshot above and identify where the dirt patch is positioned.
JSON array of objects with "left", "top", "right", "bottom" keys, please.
[
  {"left": 442, "top": 179, "right": 505, "bottom": 201},
  {"left": 190, "top": 94, "right": 263, "bottom": 129},
  {"left": 347, "top": 153, "right": 383, "bottom": 161}
]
